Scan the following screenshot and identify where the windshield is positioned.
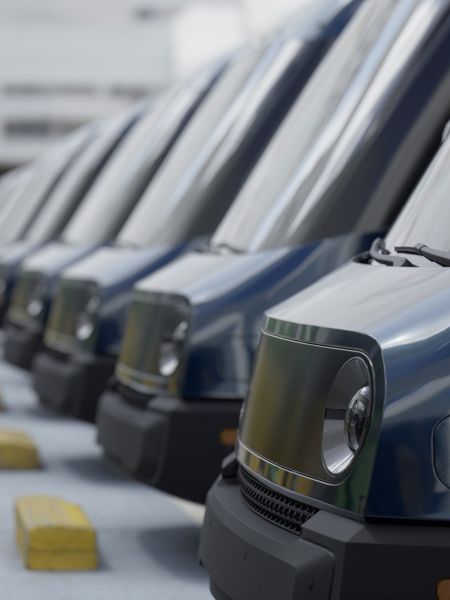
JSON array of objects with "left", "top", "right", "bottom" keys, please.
[
  {"left": 24, "top": 109, "right": 137, "bottom": 245},
  {"left": 0, "top": 130, "right": 89, "bottom": 244},
  {"left": 116, "top": 45, "right": 264, "bottom": 248},
  {"left": 211, "top": 0, "right": 436, "bottom": 252},
  {"left": 61, "top": 64, "right": 220, "bottom": 246},
  {"left": 385, "top": 135, "right": 450, "bottom": 254}
]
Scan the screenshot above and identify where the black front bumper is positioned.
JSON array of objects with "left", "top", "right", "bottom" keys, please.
[
  {"left": 33, "top": 350, "right": 115, "bottom": 422},
  {"left": 200, "top": 472, "right": 450, "bottom": 600},
  {"left": 3, "top": 323, "right": 43, "bottom": 370},
  {"left": 97, "top": 390, "right": 241, "bottom": 503}
]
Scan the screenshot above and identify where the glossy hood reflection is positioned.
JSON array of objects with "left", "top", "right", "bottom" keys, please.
[{"left": 119, "top": 233, "right": 376, "bottom": 399}]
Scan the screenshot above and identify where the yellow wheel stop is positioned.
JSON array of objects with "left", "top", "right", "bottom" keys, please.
[
  {"left": 15, "top": 496, "right": 98, "bottom": 571},
  {"left": 0, "top": 429, "right": 40, "bottom": 469}
]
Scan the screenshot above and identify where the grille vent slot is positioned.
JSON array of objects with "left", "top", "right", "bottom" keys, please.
[{"left": 238, "top": 467, "right": 318, "bottom": 535}]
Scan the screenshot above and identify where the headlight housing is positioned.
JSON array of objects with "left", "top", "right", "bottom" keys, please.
[
  {"left": 26, "top": 279, "right": 47, "bottom": 319},
  {"left": 149, "top": 295, "right": 191, "bottom": 381},
  {"left": 76, "top": 294, "right": 101, "bottom": 342},
  {"left": 117, "top": 292, "right": 191, "bottom": 395},
  {"left": 322, "top": 356, "right": 372, "bottom": 476}
]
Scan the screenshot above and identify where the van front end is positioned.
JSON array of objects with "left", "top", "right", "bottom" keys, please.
[
  {"left": 97, "top": 235, "right": 378, "bottom": 503},
  {"left": 98, "top": 293, "right": 243, "bottom": 504},
  {"left": 4, "top": 243, "right": 99, "bottom": 370},
  {"left": 33, "top": 276, "right": 115, "bottom": 422},
  {"left": 200, "top": 258, "right": 450, "bottom": 600},
  {"left": 32, "top": 245, "right": 183, "bottom": 422},
  {"left": 4, "top": 269, "right": 50, "bottom": 368},
  {"left": 202, "top": 460, "right": 450, "bottom": 600},
  {"left": 0, "top": 240, "right": 40, "bottom": 325}
]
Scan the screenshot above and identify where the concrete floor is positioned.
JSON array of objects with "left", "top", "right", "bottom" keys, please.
[{"left": 0, "top": 359, "right": 211, "bottom": 599}]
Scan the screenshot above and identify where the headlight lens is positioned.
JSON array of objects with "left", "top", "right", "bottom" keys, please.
[
  {"left": 158, "top": 319, "right": 188, "bottom": 377},
  {"left": 345, "top": 385, "right": 371, "bottom": 453},
  {"left": 322, "top": 357, "right": 372, "bottom": 476},
  {"left": 76, "top": 295, "right": 100, "bottom": 342}
]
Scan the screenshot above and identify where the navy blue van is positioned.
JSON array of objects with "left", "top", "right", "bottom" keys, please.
[
  {"left": 3, "top": 60, "right": 225, "bottom": 367},
  {"left": 0, "top": 104, "right": 145, "bottom": 324},
  {"left": 0, "top": 126, "right": 93, "bottom": 250},
  {"left": 96, "top": 0, "right": 450, "bottom": 503},
  {"left": 29, "top": 0, "right": 360, "bottom": 422},
  {"left": 0, "top": 126, "right": 101, "bottom": 320},
  {"left": 198, "top": 122, "right": 450, "bottom": 600}
]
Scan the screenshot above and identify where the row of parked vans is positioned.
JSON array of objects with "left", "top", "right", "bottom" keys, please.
[{"left": 3, "top": 0, "right": 450, "bottom": 597}]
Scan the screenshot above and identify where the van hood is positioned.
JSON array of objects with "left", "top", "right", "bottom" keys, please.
[
  {"left": 136, "top": 246, "right": 292, "bottom": 309},
  {"left": 0, "top": 240, "right": 42, "bottom": 276},
  {"left": 62, "top": 244, "right": 183, "bottom": 296},
  {"left": 268, "top": 260, "right": 450, "bottom": 352},
  {"left": 22, "top": 241, "right": 99, "bottom": 282},
  {"left": 122, "top": 232, "right": 375, "bottom": 399}
]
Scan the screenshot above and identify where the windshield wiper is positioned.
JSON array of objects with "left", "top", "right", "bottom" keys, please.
[
  {"left": 394, "top": 243, "right": 450, "bottom": 267},
  {"left": 355, "top": 237, "right": 416, "bottom": 267},
  {"left": 209, "top": 241, "right": 243, "bottom": 255}
]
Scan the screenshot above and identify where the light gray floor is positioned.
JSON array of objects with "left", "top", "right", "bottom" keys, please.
[{"left": 0, "top": 360, "right": 211, "bottom": 599}]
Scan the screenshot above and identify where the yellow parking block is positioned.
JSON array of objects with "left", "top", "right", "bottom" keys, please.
[
  {"left": 15, "top": 496, "right": 98, "bottom": 571},
  {"left": 0, "top": 429, "right": 40, "bottom": 469}
]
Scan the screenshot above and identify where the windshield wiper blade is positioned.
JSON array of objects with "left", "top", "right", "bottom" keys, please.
[
  {"left": 209, "top": 241, "right": 243, "bottom": 255},
  {"left": 394, "top": 243, "right": 450, "bottom": 267},
  {"left": 355, "top": 237, "right": 416, "bottom": 267}
]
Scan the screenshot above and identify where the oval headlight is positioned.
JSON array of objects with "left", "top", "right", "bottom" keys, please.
[
  {"left": 158, "top": 320, "right": 188, "bottom": 377},
  {"left": 322, "top": 357, "right": 372, "bottom": 476},
  {"left": 76, "top": 295, "right": 100, "bottom": 342}
]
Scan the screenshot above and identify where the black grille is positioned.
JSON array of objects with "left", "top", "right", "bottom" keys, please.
[{"left": 238, "top": 467, "right": 318, "bottom": 535}]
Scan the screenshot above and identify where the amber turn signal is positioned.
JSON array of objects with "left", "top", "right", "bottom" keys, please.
[
  {"left": 437, "top": 580, "right": 450, "bottom": 600},
  {"left": 220, "top": 428, "right": 237, "bottom": 447}
]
